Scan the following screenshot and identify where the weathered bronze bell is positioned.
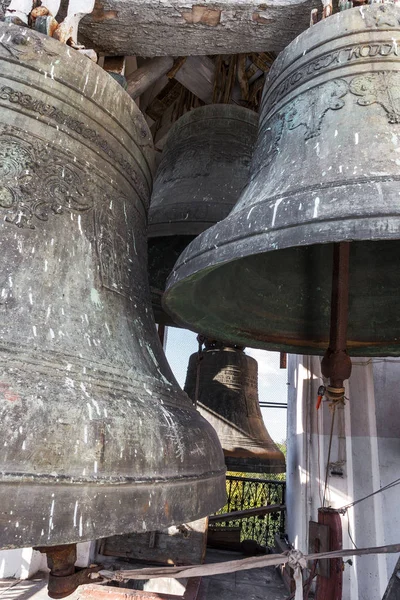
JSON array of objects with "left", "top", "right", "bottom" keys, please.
[
  {"left": 184, "top": 340, "right": 286, "bottom": 474},
  {"left": 0, "top": 24, "right": 226, "bottom": 550},
  {"left": 164, "top": 4, "right": 400, "bottom": 357},
  {"left": 148, "top": 104, "right": 258, "bottom": 325}
]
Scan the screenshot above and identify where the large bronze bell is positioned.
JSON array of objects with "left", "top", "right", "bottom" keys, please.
[
  {"left": 184, "top": 340, "right": 285, "bottom": 474},
  {"left": 164, "top": 4, "right": 400, "bottom": 357},
  {"left": 148, "top": 105, "right": 258, "bottom": 325},
  {"left": 0, "top": 24, "right": 225, "bottom": 550}
]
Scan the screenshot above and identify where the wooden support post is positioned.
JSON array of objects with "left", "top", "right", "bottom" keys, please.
[
  {"left": 103, "top": 56, "right": 126, "bottom": 87},
  {"left": 103, "top": 56, "right": 126, "bottom": 75},
  {"left": 315, "top": 508, "right": 343, "bottom": 600},
  {"left": 126, "top": 57, "right": 174, "bottom": 100},
  {"left": 173, "top": 56, "right": 215, "bottom": 104},
  {"left": 79, "top": 578, "right": 203, "bottom": 600}
]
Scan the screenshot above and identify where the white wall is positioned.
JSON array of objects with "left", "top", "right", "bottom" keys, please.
[
  {"left": 287, "top": 355, "right": 400, "bottom": 599},
  {"left": 0, "top": 548, "right": 47, "bottom": 579},
  {"left": 0, "top": 542, "right": 94, "bottom": 580}
]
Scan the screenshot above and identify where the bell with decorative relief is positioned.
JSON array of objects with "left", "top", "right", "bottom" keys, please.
[
  {"left": 0, "top": 24, "right": 226, "bottom": 551},
  {"left": 164, "top": 4, "right": 400, "bottom": 357},
  {"left": 148, "top": 104, "right": 258, "bottom": 325}
]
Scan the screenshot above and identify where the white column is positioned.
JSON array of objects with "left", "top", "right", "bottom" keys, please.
[{"left": 287, "top": 355, "right": 400, "bottom": 599}]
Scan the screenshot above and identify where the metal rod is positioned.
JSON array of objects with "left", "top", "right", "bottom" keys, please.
[
  {"left": 323, "top": 406, "right": 337, "bottom": 508},
  {"left": 321, "top": 242, "right": 352, "bottom": 389},
  {"left": 209, "top": 503, "right": 285, "bottom": 523},
  {"left": 157, "top": 323, "right": 165, "bottom": 347},
  {"left": 330, "top": 242, "right": 350, "bottom": 359}
]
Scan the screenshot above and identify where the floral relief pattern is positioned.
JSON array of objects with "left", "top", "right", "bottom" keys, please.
[
  {"left": 364, "top": 4, "right": 400, "bottom": 29},
  {"left": 254, "top": 79, "right": 349, "bottom": 173},
  {"left": 255, "top": 69, "right": 400, "bottom": 176},
  {"left": 285, "top": 79, "right": 349, "bottom": 140},
  {"left": 0, "top": 128, "right": 94, "bottom": 228},
  {"left": 349, "top": 72, "right": 400, "bottom": 124}
]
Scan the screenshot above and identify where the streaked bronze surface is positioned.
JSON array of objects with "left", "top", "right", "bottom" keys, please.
[
  {"left": 148, "top": 105, "right": 258, "bottom": 325},
  {"left": 184, "top": 343, "right": 286, "bottom": 474},
  {"left": 0, "top": 24, "right": 225, "bottom": 549},
  {"left": 164, "top": 5, "right": 400, "bottom": 356}
]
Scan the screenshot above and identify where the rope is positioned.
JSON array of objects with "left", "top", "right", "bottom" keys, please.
[
  {"left": 288, "top": 550, "right": 307, "bottom": 600},
  {"left": 316, "top": 402, "right": 323, "bottom": 506},
  {"left": 320, "top": 385, "right": 347, "bottom": 508},
  {"left": 322, "top": 403, "right": 336, "bottom": 508},
  {"left": 338, "top": 477, "right": 400, "bottom": 515},
  {"left": 193, "top": 336, "right": 204, "bottom": 408},
  {"left": 97, "top": 543, "right": 400, "bottom": 599}
]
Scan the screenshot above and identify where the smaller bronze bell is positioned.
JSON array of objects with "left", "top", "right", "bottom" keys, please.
[{"left": 184, "top": 340, "right": 286, "bottom": 474}]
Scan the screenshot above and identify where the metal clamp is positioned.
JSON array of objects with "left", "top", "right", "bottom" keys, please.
[{"left": 48, "top": 565, "right": 103, "bottom": 599}]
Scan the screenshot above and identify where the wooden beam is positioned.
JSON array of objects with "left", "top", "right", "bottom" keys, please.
[
  {"left": 76, "top": 0, "right": 314, "bottom": 57},
  {"left": 126, "top": 57, "right": 174, "bottom": 100},
  {"left": 80, "top": 578, "right": 203, "bottom": 600},
  {"left": 151, "top": 97, "right": 181, "bottom": 150},
  {"left": 315, "top": 508, "right": 343, "bottom": 600},
  {"left": 174, "top": 56, "right": 215, "bottom": 104}
]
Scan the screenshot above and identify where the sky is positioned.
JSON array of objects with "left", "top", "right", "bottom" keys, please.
[{"left": 164, "top": 327, "right": 288, "bottom": 444}]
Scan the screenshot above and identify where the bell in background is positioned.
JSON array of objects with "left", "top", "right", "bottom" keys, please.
[
  {"left": 164, "top": 4, "right": 400, "bottom": 357},
  {"left": 148, "top": 104, "right": 258, "bottom": 325},
  {"left": 0, "top": 24, "right": 226, "bottom": 552},
  {"left": 184, "top": 339, "right": 286, "bottom": 474}
]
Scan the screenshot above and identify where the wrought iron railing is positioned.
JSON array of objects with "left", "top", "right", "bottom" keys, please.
[{"left": 211, "top": 475, "right": 286, "bottom": 548}]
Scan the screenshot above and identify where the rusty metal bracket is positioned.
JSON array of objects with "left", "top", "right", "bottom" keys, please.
[
  {"left": 48, "top": 565, "right": 103, "bottom": 599},
  {"left": 35, "top": 544, "right": 103, "bottom": 599}
]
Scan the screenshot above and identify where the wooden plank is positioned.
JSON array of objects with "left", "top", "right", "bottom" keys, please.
[
  {"left": 75, "top": 0, "right": 315, "bottom": 57},
  {"left": 209, "top": 504, "right": 285, "bottom": 523},
  {"left": 126, "top": 57, "right": 174, "bottom": 100},
  {"left": 80, "top": 578, "right": 202, "bottom": 600},
  {"left": 382, "top": 557, "right": 400, "bottom": 600},
  {"left": 275, "top": 534, "right": 295, "bottom": 594},
  {"left": 147, "top": 80, "right": 183, "bottom": 122},
  {"left": 309, "top": 520, "right": 331, "bottom": 578},
  {"left": 150, "top": 98, "right": 180, "bottom": 150},
  {"left": 207, "top": 527, "right": 242, "bottom": 552},
  {"left": 315, "top": 508, "right": 343, "bottom": 600},
  {"left": 174, "top": 56, "right": 215, "bottom": 104}
]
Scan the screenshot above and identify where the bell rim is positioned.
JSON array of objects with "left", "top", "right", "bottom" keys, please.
[
  {"left": 0, "top": 468, "right": 227, "bottom": 549},
  {"left": 163, "top": 195, "right": 400, "bottom": 356}
]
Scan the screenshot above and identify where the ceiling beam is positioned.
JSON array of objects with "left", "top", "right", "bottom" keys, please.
[{"left": 78, "top": 0, "right": 314, "bottom": 57}]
